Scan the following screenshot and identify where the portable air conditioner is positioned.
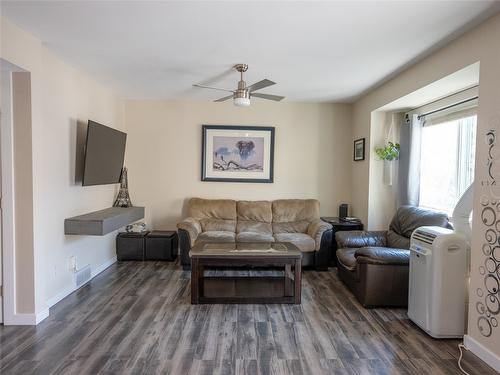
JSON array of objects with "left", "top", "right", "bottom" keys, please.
[{"left": 408, "top": 226, "right": 468, "bottom": 338}]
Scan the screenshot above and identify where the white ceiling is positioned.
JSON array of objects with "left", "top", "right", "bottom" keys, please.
[{"left": 1, "top": 1, "right": 499, "bottom": 102}]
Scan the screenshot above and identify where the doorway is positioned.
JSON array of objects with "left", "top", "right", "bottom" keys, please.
[{"left": 0, "top": 58, "right": 34, "bottom": 325}]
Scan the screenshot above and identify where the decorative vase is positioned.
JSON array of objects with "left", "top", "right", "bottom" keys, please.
[
  {"left": 113, "top": 167, "right": 133, "bottom": 207},
  {"left": 383, "top": 160, "right": 393, "bottom": 186}
]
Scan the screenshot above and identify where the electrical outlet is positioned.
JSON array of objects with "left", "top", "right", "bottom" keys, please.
[{"left": 69, "top": 256, "right": 76, "bottom": 271}]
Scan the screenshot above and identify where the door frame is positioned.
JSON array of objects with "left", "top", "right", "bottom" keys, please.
[{"left": 1, "top": 59, "right": 20, "bottom": 324}]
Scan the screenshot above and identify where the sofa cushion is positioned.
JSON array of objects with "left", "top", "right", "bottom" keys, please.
[
  {"left": 272, "top": 199, "right": 320, "bottom": 222},
  {"left": 387, "top": 230, "right": 410, "bottom": 249},
  {"left": 389, "top": 205, "right": 450, "bottom": 238},
  {"left": 336, "top": 248, "right": 357, "bottom": 271},
  {"left": 189, "top": 198, "right": 237, "bottom": 219},
  {"left": 236, "top": 232, "right": 275, "bottom": 242},
  {"left": 237, "top": 201, "right": 272, "bottom": 222},
  {"left": 237, "top": 221, "right": 273, "bottom": 234},
  {"left": 335, "top": 230, "right": 387, "bottom": 248},
  {"left": 200, "top": 218, "right": 237, "bottom": 232},
  {"left": 196, "top": 231, "right": 235, "bottom": 243},
  {"left": 274, "top": 233, "right": 315, "bottom": 252},
  {"left": 189, "top": 198, "right": 237, "bottom": 232},
  {"left": 272, "top": 220, "right": 310, "bottom": 234},
  {"left": 354, "top": 247, "right": 410, "bottom": 266},
  {"left": 237, "top": 200, "right": 273, "bottom": 234},
  {"left": 272, "top": 199, "right": 320, "bottom": 234}
]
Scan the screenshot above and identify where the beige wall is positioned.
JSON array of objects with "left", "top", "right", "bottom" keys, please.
[
  {"left": 1, "top": 17, "right": 124, "bottom": 318},
  {"left": 352, "top": 12, "right": 500, "bottom": 366},
  {"left": 367, "top": 111, "right": 400, "bottom": 230},
  {"left": 124, "top": 100, "right": 352, "bottom": 229}
]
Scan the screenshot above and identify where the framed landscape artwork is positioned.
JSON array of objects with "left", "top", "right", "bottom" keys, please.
[
  {"left": 202, "top": 125, "right": 275, "bottom": 183},
  {"left": 353, "top": 138, "right": 365, "bottom": 161}
]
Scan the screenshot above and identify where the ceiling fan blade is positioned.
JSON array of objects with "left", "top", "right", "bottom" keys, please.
[
  {"left": 247, "top": 79, "right": 276, "bottom": 92},
  {"left": 251, "top": 93, "right": 285, "bottom": 101},
  {"left": 193, "top": 84, "right": 234, "bottom": 93},
  {"left": 214, "top": 94, "right": 234, "bottom": 102}
]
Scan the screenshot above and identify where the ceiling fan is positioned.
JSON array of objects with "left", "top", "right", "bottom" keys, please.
[{"left": 193, "top": 64, "right": 285, "bottom": 107}]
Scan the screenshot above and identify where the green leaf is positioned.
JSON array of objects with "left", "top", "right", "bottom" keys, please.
[{"left": 374, "top": 141, "right": 400, "bottom": 161}]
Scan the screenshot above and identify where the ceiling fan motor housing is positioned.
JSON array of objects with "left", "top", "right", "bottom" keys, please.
[
  {"left": 234, "top": 78, "right": 250, "bottom": 106},
  {"left": 236, "top": 80, "right": 249, "bottom": 98}
]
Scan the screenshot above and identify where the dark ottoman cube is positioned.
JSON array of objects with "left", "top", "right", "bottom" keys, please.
[
  {"left": 116, "top": 231, "right": 149, "bottom": 261},
  {"left": 145, "top": 231, "right": 178, "bottom": 261}
]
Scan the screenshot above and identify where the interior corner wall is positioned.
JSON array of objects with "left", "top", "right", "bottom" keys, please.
[
  {"left": 1, "top": 16, "right": 125, "bottom": 320},
  {"left": 124, "top": 100, "right": 352, "bottom": 229},
  {"left": 367, "top": 111, "right": 400, "bottom": 230},
  {"left": 351, "top": 12, "right": 500, "bottom": 369}
]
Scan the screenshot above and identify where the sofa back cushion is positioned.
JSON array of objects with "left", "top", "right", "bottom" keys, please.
[
  {"left": 189, "top": 198, "right": 237, "bottom": 232},
  {"left": 272, "top": 199, "right": 320, "bottom": 234},
  {"left": 389, "top": 205, "right": 450, "bottom": 240},
  {"left": 236, "top": 201, "right": 273, "bottom": 234},
  {"left": 387, "top": 230, "right": 411, "bottom": 249}
]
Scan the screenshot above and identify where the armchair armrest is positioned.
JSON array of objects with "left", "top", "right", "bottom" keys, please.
[
  {"left": 354, "top": 247, "right": 409, "bottom": 266},
  {"left": 177, "top": 217, "right": 202, "bottom": 246},
  {"left": 307, "top": 219, "right": 333, "bottom": 250},
  {"left": 335, "top": 230, "right": 387, "bottom": 249}
]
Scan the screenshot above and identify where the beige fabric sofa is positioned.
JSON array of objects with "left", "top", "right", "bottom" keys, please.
[{"left": 177, "top": 198, "right": 333, "bottom": 270}]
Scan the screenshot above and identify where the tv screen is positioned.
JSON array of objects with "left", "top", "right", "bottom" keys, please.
[{"left": 82, "top": 120, "right": 127, "bottom": 186}]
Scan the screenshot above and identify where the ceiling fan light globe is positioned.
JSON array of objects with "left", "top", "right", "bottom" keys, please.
[{"left": 234, "top": 97, "right": 250, "bottom": 107}]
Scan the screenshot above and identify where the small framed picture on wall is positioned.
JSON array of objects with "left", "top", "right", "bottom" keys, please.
[{"left": 353, "top": 138, "right": 365, "bottom": 161}]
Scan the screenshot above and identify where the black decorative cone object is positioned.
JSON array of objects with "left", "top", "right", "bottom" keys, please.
[{"left": 113, "top": 167, "right": 133, "bottom": 207}]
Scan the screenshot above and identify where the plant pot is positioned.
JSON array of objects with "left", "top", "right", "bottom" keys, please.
[{"left": 383, "top": 160, "right": 393, "bottom": 186}]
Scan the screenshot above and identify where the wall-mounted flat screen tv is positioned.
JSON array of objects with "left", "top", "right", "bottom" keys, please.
[{"left": 82, "top": 120, "right": 127, "bottom": 186}]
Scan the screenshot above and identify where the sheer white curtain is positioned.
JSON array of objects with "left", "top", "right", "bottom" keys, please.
[{"left": 398, "top": 113, "right": 423, "bottom": 206}]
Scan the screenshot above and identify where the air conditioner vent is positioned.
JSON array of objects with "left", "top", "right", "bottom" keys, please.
[
  {"left": 413, "top": 230, "right": 437, "bottom": 245},
  {"left": 75, "top": 265, "right": 91, "bottom": 288}
]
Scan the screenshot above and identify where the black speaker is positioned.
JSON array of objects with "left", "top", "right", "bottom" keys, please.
[{"left": 339, "top": 204, "right": 348, "bottom": 219}]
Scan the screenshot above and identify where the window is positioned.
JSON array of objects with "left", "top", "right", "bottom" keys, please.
[{"left": 419, "top": 113, "right": 477, "bottom": 215}]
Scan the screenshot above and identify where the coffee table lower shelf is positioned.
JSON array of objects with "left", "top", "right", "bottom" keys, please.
[
  {"left": 196, "top": 276, "right": 297, "bottom": 304},
  {"left": 189, "top": 242, "right": 303, "bottom": 305}
]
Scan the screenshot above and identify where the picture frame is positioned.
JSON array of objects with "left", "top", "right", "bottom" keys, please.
[
  {"left": 353, "top": 138, "right": 365, "bottom": 161},
  {"left": 202, "top": 125, "right": 275, "bottom": 183}
]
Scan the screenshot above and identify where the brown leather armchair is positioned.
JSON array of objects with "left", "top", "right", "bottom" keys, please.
[{"left": 335, "top": 206, "right": 451, "bottom": 307}]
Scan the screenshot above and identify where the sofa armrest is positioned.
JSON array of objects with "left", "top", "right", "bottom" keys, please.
[
  {"left": 354, "top": 247, "right": 409, "bottom": 266},
  {"left": 177, "top": 217, "right": 202, "bottom": 246},
  {"left": 307, "top": 219, "right": 333, "bottom": 250},
  {"left": 335, "top": 230, "right": 387, "bottom": 249}
]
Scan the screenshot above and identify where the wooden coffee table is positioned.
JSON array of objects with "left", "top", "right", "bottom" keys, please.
[{"left": 189, "top": 242, "right": 302, "bottom": 304}]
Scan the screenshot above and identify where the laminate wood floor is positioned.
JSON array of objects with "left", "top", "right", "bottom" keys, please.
[{"left": 0, "top": 261, "right": 495, "bottom": 375}]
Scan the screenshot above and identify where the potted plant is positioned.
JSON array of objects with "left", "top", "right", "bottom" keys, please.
[{"left": 375, "top": 142, "right": 400, "bottom": 185}]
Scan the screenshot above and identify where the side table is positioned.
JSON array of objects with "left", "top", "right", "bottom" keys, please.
[{"left": 320, "top": 217, "right": 364, "bottom": 266}]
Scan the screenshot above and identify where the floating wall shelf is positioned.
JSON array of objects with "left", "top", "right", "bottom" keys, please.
[{"left": 64, "top": 207, "right": 145, "bottom": 236}]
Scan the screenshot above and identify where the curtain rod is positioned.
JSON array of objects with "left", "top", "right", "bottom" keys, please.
[{"left": 417, "top": 96, "right": 478, "bottom": 120}]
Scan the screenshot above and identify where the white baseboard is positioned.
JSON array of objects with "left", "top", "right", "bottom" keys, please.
[
  {"left": 2, "top": 256, "right": 117, "bottom": 326},
  {"left": 464, "top": 334, "right": 500, "bottom": 372},
  {"left": 36, "top": 308, "right": 50, "bottom": 324},
  {"left": 5, "top": 308, "right": 49, "bottom": 325},
  {"left": 45, "top": 283, "right": 76, "bottom": 308},
  {"left": 91, "top": 255, "right": 117, "bottom": 279},
  {"left": 45, "top": 256, "right": 117, "bottom": 310}
]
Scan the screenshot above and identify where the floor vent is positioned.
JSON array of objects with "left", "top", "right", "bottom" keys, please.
[{"left": 75, "top": 265, "right": 92, "bottom": 287}]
